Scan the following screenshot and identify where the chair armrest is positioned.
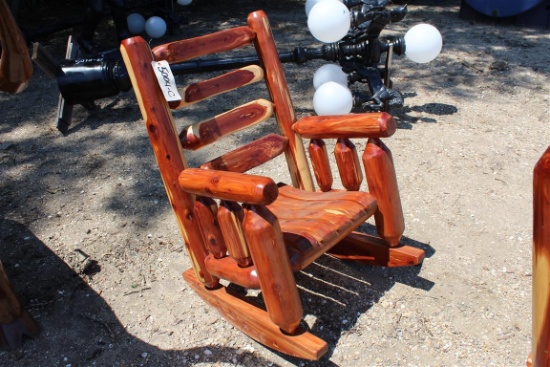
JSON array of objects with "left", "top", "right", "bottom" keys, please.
[
  {"left": 178, "top": 168, "right": 278, "bottom": 205},
  {"left": 292, "top": 112, "right": 396, "bottom": 139}
]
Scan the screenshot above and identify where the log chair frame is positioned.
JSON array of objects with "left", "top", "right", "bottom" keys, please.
[{"left": 121, "top": 10, "right": 425, "bottom": 360}]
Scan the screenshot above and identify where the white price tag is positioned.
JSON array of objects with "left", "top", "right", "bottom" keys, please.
[{"left": 151, "top": 60, "right": 182, "bottom": 102}]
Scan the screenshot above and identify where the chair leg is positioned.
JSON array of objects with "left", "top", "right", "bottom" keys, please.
[
  {"left": 243, "top": 205, "right": 303, "bottom": 334},
  {"left": 328, "top": 231, "right": 425, "bottom": 267},
  {"left": 363, "top": 138, "right": 405, "bottom": 247},
  {"left": 183, "top": 269, "right": 328, "bottom": 360},
  {"left": 0, "top": 262, "right": 39, "bottom": 348}
]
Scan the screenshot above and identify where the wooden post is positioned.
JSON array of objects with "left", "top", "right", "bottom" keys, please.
[
  {"left": 194, "top": 197, "right": 227, "bottom": 259},
  {"left": 362, "top": 138, "right": 405, "bottom": 247},
  {"left": 334, "top": 138, "right": 363, "bottom": 191},
  {"left": 218, "top": 201, "right": 252, "bottom": 267},
  {"left": 243, "top": 205, "right": 303, "bottom": 334},
  {"left": 0, "top": 261, "right": 39, "bottom": 347},
  {"left": 531, "top": 146, "right": 550, "bottom": 367},
  {"left": 308, "top": 139, "right": 333, "bottom": 192}
]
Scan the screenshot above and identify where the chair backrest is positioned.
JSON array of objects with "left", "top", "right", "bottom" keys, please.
[{"left": 120, "top": 10, "right": 313, "bottom": 287}]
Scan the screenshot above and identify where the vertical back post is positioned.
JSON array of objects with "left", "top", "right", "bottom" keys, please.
[{"left": 247, "top": 10, "right": 314, "bottom": 191}]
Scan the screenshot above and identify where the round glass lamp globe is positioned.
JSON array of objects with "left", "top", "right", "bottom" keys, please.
[
  {"left": 307, "top": 0, "right": 350, "bottom": 43},
  {"left": 313, "top": 81, "right": 353, "bottom": 116},
  {"left": 127, "top": 13, "right": 145, "bottom": 34},
  {"left": 177, "top": 0, "right": 193, "bottom": 5},
  {"left": 145, "top": 16, "right": 167, "bottom": 38},
  {"left": 313, "top": 64, "right": 348, "bottom": 89},
  {"left": 305, "top": 0, "right": 336, "bottom": 16},
  {"left": 404, "top": 23, "right": 442, "bottom": 64}
]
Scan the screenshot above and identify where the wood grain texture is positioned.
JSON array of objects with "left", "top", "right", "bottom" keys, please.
[
  {"left": 248, "top": 11, "right": 314, "bottom": 191},
  {"left": 0, "top": 0, "right": 32, "bottom": 93},
  {"left": 204, "top": 255, "right": 260, "bottom": 289},
  {"left": 363, "top": 138, "right": 405, "bottom": 247},
  {"left": 194, "top": 197, "right": 227, "bottom": 259},
  {"left": 179, "top": 99, "right": 274, "bottom": 151},
  {"left": 292, "top": 112, "right": 396, "bottom": 139},
  {"left": 173, "top": 65, "right": 264, "bottom": 108},
  {"left": 308, "top": 139, "right": 333, "bottom": 192},
  {"left": 334, "top": 138, "right": 363, "bottom": 191},
  {"left": 532, "top": 146, "right": 550, "bottom": 367},
  {"left": 152, "top": 26, "right": 256, "bottom": 63},
  {"left": 0, "top": 262, "right": 21, "bottom": 324},
  {"left": 328, "top": 231, "right": 425, "bottom": 267},
  {"left": 218, "top": 201, "right": 252, "bottom": 267},
  {"left": 121, "top": 37, "right": 218, "bottom": 288},
  {"left": 183, "top": 269, "right": 328, "bottom": 360},
  {"left": 201, "top": 134, "right": 288, "bottom": 173},
  {"left": 268, "top": 185, "right": 377, "bottom": 270},
  {"left": 179, "top": 168, "right": 279, "bottom": 205},
  {"left": 243, "top": 205, "right": 303, "bottom": 333}
]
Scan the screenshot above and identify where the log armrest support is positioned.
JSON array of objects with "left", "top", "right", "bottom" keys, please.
[
  {"left": 178, "top": 168, "right": 279, "bottom": 205},
  {"left": 292, "top": 112, "right": 396, "bottom": 139}
]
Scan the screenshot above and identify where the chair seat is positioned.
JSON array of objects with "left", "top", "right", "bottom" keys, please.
[{"left": 267, "top": 185, "right": 378, "bottom": 270}]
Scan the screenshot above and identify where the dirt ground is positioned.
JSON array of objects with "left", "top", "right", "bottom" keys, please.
[{"left": 1, "top": 0, "right": 549, "bottom": 366}]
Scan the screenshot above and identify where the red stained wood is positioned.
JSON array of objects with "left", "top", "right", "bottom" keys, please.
[
  {"left": 194, "top": 197, "right": 227, "bottom": 259},
  {"left": 218, "top": 201, "right": 252, "bottom": 267},
  {"left": 243, "top": 205, "right": 303, "bottom": 333},
  {"left": 204, "top": 255, "right": 259, "bottom": 289},
  {"left": 248, "top": 11, "right": 314, "bottom": 191},
  {"left": 152, "top": 26, "right": 256, "bottom": 63},
  {"left": 201, "top": 134, "right": 288, "bottom": 173},
  {"left": 0, "top": 0, "right": 33, "bottom": 93},
  {"left": 268, "top": 185, "right": 377, "bottom": 270},
  {"left": 308, "top": 139, "right": 333, "bottom": 192},
  {"left": 173, "top": 65, "right": 264, "bottom": 109},
  {"left": 334, "top": 138, "right": 363, "bottom": 191},
  {"left": 183, "top": 269, "right": 328, "bottom": 360},
  {"left": 328, "top": 231, "right": 425, "bottom": 267},
  {"left": 121, "top": 37, "right": 218, "bottom": 288},
  {"left": 532, "top": 146, "right": 550, "bottom": 367},
  {"left": 179, "top": 99, "right": 273, "bottom": 150},
  {"left": 292, "top": 112, "right": 396, "bottom": 139},
  {"left": 362, "top": 138, "right": 405, "bottom": 247},
  {"left": 179, "top": 168, "right": 279, "bottom": 205}
]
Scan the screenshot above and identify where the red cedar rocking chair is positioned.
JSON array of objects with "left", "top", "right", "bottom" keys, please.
[{"left": 120, "top": 10, "right": 425, "bottom": 360}]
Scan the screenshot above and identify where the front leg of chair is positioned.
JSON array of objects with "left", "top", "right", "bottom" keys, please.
[
  {"left": 243, "top": 205, "right": 303, "bottom": 334},
  {"left": 363, "top": 137, "right": 405, "bottom": 246}
]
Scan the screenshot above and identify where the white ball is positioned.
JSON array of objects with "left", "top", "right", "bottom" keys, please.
[
  {"left": 127, "top": 13, "right": 145, "bottom": 34},
  {"left": 404, "top": 23, "right": 442, "bottom": 63},
  {"left": 307, "top": 0, "right": 350, "bottom": 43},
  {"left": 313, "top": 64, "right": 348, "bottom": 89},
  {"left": 313, "top": 81, "right": 353, "bottom": 116},
  {"left": 145, "top": 16, "right": 167, "bottom": 39},
  {"left": 305, "top": 0, "right": 336, "bottom": 16},
  {"left": 177, "top": 0, "right": 192, "bottom": 5}
]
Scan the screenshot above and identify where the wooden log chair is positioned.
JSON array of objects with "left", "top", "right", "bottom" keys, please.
[{"left": 120, "top": 10, "right": 425, "bottom": 360}]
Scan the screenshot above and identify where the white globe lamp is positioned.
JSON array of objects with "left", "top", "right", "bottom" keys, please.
[
  {"left": 145, "top": 16, "right": 167, "bottom": 39},
  {"left": 404, "top": 23, "right": 442, "bottom": 63},
  {"left": 313, "top": 81, "right": 353, "bottom": 116},
  {"left": 307, "top": 0, "right": 351, "bottom": 43},
  {"left": 313, "top": 64, "right": 348, "bottom": 89},
  {"left": 127, "top": 13, "right": 145, "bottom": 34}
]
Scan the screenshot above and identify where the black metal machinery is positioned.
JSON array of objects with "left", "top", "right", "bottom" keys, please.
[{"left": 48, "top": 0, "right": 412, "bottom": 134}]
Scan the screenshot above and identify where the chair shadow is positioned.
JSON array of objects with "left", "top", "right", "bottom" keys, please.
[
  {"left": 0, "top": 219, "right": 285, "bottom": 366},
  {"left": 0, "top": 218, "right": 435, "bottom": 366}
]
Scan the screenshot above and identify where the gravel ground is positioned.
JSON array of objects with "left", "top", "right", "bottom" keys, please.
[{"left": 1, "top": 1, "right": 549, "bottom": 366}]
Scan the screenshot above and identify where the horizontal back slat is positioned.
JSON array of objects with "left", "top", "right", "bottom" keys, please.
[
  {"left": 179, "top": 99, "right": 274, "bottom": 151},
  {"left": 152, "top": 26, "right": 256, "bottom": 63},
  {"left": 173, "top": 65, "right": 264, "bottom": 109},
  {"left": 201, "top": 134, "right": 288, "bottom": 173}
]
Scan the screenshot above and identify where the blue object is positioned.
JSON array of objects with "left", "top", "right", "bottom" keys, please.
[{"left": 464, "top": 0, "right": 545, "bottom": 17}]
